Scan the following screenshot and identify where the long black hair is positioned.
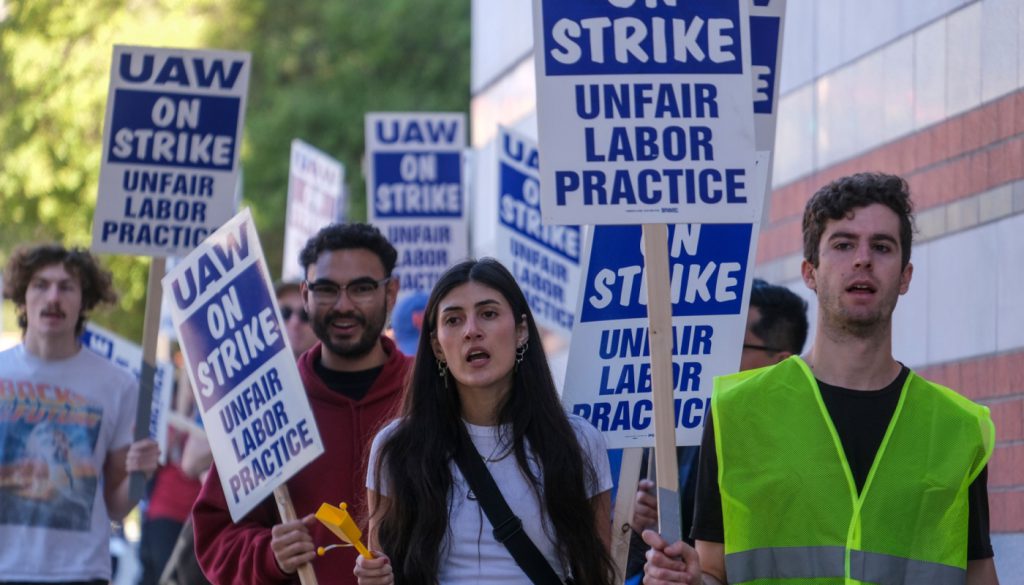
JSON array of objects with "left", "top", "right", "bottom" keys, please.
[{"left": 371, "top": 258, "right": 613, "bottom": 585}]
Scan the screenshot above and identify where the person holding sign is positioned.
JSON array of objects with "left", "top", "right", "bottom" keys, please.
[
  {"left": 643, "top": 173, "right": 999, "bottom": 584},
  {"left": 628, "top": 279, "right": 808, "bottom": 578},
  {"left": 0, "top": 244, "right": 160, "bottom": 584},
  {"left": 192, "top": 223, "right": 411, "bottom": 585},
  {"left": 355, "top": 258, "right": 615, "bottom": 585}
]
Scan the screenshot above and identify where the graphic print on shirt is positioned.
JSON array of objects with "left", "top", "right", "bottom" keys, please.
[{"left": 0, "top": 378, "right": 102, "bottom": 530}]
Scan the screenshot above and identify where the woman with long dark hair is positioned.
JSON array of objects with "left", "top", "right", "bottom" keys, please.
[{"left": 355, "top": 258, "right": 614, "bottom": 585}]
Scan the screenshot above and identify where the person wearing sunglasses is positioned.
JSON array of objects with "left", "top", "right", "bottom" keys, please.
[
  {"left": 276, "top": 280, "right": 318, "bottom": 359},
  {"left": 192, "top": 223, "right": 412, "bottom": 585}
]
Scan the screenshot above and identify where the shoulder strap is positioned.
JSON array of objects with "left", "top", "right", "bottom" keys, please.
[{"left": 453, "top": 425, "right": 565, "bottom": 585}]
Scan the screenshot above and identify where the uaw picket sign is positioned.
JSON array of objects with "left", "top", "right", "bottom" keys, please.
[
  {"left": 495, "top": 127, "right": 581, "bottom": 336},
  {"left": 93, "top": 45, "right": 250, "bottom": 257},
  {"left": 531, "top": 0, "right": 757, "bottom": 225},
  {"left": 563, "top": 220, "right": 761, "bottom": 448},
  {"left": 282, "top": 140, "right": 345, "bottom": 281},
  {"left": 365, "top": 112, "right": 468, "bottom": 299},
  {"left": 163, "top": 209, "right": 324, "bottom": 521}
]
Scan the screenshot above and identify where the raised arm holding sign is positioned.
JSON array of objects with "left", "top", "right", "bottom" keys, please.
[{"left": 178, "top": 219, "right": 411, "bottom": 585}]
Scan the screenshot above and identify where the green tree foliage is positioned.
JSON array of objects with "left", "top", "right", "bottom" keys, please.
[
  {"left": 0, "top": 0, "right": 227, "bottom": 340},
  {"left": 0, "top": 0, "right": 469, "bottom": 340},
  {"left": 212, "top": 0, "right": 471, "bottom": 277}
]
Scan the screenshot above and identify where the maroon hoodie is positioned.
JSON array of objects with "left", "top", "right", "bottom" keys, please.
[{"left": 193, "top": 337, "right": 410, "bottom": 585}]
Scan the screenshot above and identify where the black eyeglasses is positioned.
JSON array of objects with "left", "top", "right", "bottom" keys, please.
[
  {"left": 280, "top": 306, "right": 309, "bottom": 323},
  {"left": 306, "top": 276, "right": 391, "bottom": 305},
  {"left": 743, "top": 343, "right": 784, "bottom": 353}
]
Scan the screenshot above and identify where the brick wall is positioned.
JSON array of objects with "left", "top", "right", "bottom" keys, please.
[{"left": 761, "top": 88, "right": 1024, "bottom": 533}]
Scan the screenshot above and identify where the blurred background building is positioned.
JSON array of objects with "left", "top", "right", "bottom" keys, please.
[{"left": 468, "top": 0, "right": 1024, "bottom": 576}]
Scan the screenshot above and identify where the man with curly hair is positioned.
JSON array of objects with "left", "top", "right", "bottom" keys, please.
[
  {"left": 644, "top": 173, "right": 999, "bottom": 584},
  {"left": 0, "top": 244, "right": 160, "bottom": 585}
]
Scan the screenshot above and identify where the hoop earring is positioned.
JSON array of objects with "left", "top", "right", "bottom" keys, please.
[
  {"left": 514, "top": 342, "right": 528, "bottom": 372},
  {"left": 437, "top": 359, "right": 448, "bottom": 389}
]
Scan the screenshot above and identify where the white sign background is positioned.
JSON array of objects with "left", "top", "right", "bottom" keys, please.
[{"left": 282, "top": 140, "right": 345, "bottom": 281}]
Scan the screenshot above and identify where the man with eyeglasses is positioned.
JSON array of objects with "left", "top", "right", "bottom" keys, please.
[
  {"left": 192, "top": 223, "right": 412, "bottom": 585},
  {"left": 276, "top": 280, "right": 319, "bottom": 359},
  {"left": 627, "top": 279, "right": 809, "bottom": 581}
]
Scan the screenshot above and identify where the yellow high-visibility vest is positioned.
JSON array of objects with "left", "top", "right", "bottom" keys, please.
[{"left": 713, "top": 356, "right": 993, "bottom": 585}]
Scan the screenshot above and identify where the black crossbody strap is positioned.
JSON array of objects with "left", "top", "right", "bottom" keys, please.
[{"left": 453, "top": 427, "right": 565, "bottom": 585}]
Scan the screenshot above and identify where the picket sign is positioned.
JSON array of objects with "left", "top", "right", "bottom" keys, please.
[
  {"left": 91, "top": 45, "right": 252, "bottom": 506},
  {"left": 275, "top": 484, "right": 319, "bottom": 585}
]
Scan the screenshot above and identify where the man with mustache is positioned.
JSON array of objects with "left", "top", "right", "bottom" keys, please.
[
  {"left": 0, "top": 244, "right": 160, "bottom": 585},
  {"left": 644, "top": 173, "right": 999, "bottom": 584},
  {"left": 192, "top": 223, "right": 412, "bottom": 585}
]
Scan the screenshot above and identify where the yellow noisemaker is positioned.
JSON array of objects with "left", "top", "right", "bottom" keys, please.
[{"left": 314, "top": 502, "right": 374, "bottom": 559}]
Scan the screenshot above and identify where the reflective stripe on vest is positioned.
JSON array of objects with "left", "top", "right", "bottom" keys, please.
[{"left": 725, "top": 546, "right": 967, "bottom": 585}]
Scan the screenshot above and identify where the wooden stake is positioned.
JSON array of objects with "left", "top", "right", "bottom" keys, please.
[
  {"left": 611, "top": 447, "right": 644, "bottom": 582},
  {"left": 274, "top": 484, "right": 319, "bottom": 585},
  {"left": 130, "top": 256, "right": 165, "bottom": 503},
  {"left": 640, "top": 224, "right": 681, "bottom": 544}
]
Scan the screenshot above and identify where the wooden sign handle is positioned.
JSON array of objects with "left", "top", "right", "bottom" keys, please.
[
  {"left": 610, "top": 447, "right": 644, "bottom": 582},
  {"left": 130, "top": 256, "right": 165, "bottom": 503},
  {"left": 641, "top": 224, "right": 681, "bottom": 544},
  {"left": 274, "top": 484, "right": 319, "bottom": 585}
]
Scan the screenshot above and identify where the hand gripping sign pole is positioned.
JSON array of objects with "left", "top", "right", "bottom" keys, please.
[{"left": 275, "top": 485, "right": 320, "bottom": 585}]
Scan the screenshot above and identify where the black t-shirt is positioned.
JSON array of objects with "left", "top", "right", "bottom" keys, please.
[
  {"left": 690, "top": 367, "right": 993, "bottom": 560},
  {"left": 312, "top": 360, "right": 384, "bottom": 401}
]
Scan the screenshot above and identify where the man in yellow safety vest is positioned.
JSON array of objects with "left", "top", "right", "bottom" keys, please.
[{"left": 643, "top": 173, "right": 999, "bottom": 585}]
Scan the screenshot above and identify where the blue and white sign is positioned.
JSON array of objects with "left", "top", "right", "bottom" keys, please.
[
  {"left": 495, "top": 127, "right": 581, "bottom": 336},
  {"left": 282, "top": 140, "right": 346, "bottom": 281},
  {"left": 531, "top": 0, "right": 757, "bottom": 225},
  {"left": 93, "top": 45, "right": 251, "bottom": 257},
  {"left": 562, "top": 152, "right": 769, "bottom": 448},
  {"left": 80, "top": 324, "right": 175, "bottom": 464},
  {"left": 162, "top": 209, "right": 324, "bottom": 521},
  {"left": 563, "top": 224, "right": 753, "bottom": 447},
  {"left": 365, "top": 112, "right": 468, "bottom": 298}
]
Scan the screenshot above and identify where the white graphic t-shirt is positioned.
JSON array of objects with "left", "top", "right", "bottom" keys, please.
[{"left": 0, "top": 344, "right": 137, "bottom": 582}]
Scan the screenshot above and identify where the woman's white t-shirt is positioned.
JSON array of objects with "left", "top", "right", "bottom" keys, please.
[{"left": 367, "top": 415, "right": 612, "bottom": 583}]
